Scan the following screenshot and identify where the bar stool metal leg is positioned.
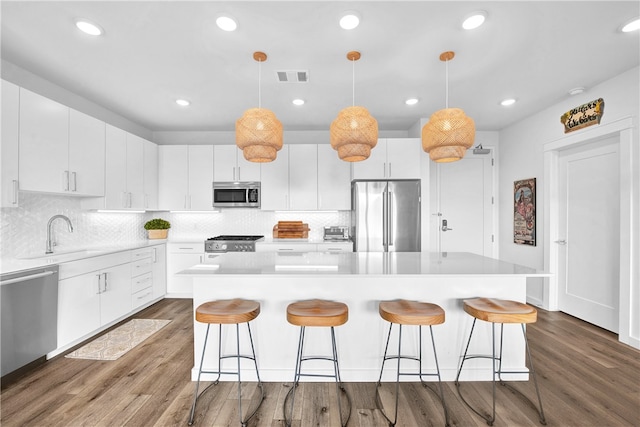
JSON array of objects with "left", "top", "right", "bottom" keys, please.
[
  {"left": 455, "top": 319, "right": 546, "bottom": 426},
  {"left": 284, "top": 326, "right": 352, "bottom": 427},
  {"left": 188, "top": 322, "right": 264, "bottom": 426},
  {"left": 376, "top": 323, "right": 450, "bottom": 427}
]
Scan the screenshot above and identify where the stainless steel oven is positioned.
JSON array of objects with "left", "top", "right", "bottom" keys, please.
[
  {"left": 212, "top": 182, "right": 260, "bottom": 208},
  {"left": 204, "top": 235, "right": 265, "bottom": 253}
]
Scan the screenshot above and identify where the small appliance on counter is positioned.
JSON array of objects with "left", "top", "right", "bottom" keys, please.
[
  {"left": 272, "top": 221, "right": 309, "bottom": 239},
  {"left": 323, "top": 226, "right": 350, "bottom": 241}
]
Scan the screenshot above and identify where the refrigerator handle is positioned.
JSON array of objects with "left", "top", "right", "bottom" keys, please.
[
  {"left": 382, "top": 189, "right": 388, "bottom": 250},
  {"left": 388, "top": 191, "right": 394, "bottom": 246}
]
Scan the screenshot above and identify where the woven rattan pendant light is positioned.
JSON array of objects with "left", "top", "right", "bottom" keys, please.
[
  {"left": 422, "top": 51, "right": 475, "bottom": 163},
  {"left": 330, "top": 51, "right": 378, "bottom": 162},
  {"left": 236, "top": 51, "right": 283, "bottom": 163}
]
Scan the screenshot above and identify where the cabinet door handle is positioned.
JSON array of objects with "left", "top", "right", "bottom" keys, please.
[
  {"left": 388, "top": 163, "right": 392, "bottom": 177},
  {"left": 12, "top": 180, "right": 18, "bottom": 204},
  {"left": 64, "top": 170, "right": 70, "bottom": 191},
  {"left": 71, "top": 171, "right": 77, "bottom": 192},
  {"left": 128, "top": 192, "right": 133, "bottom": 208},
  {"left": 237, "top": 166, "right": 241, "bottom": 181},
  {"left": 383, "top": 163, "right": 386, "bottom": 178},
  {"left": 152, "top": 247, "right": 157, "bottom": 263},
  {"left": 233, "top": 166, "right": 236, "bottom": 181},
  {"left": 96, "top": 274, "right": 102, "bottom": 294},
  {"left": 103, "top": 272, "right": 108, "bottom": 292}
]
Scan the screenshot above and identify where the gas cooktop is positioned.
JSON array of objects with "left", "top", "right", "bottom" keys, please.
[
  {"left": 205, "top": 235, "right": 264, "bottom": 253},
  {"left": 206, "top": 235, "right": 264, "bottom": 242}
]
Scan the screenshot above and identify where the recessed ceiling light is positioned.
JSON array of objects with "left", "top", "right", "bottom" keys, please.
[
  {"left": 292, "top": 99, "right": 305, "bottom": 106},
  {"left": 216, "top": 15, "right": 237, "bottom": 32},
  {"left": 405, "top": 98, "right": 419, "bottom": 106},
  {"left": 176, "top": 99, "right": 190, "bottom": 107},
  {"left": 621, "top": 17, "right": 640, "bottom": 33},
  {"left": 340, "top": 11, "right": 360, "bottom": 30},
  {"left": 568, "top": 87, "right": 585, "bottom": 96},
  {"left": 500, "top": 98, "right": 516, "bottom": 106},
  {"left": 75, "top": 19, "right": 103, "bottom": 36},
  {"left": 462, "top": 11, "right": 486, "bottom": 30}
]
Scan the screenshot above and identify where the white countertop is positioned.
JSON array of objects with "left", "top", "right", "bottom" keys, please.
[
  {"left": 0, "top": 240, "right": 167, "bottom": 275},
  {"left": 180, "top": 251, "right": 548, "bottom": 277}
]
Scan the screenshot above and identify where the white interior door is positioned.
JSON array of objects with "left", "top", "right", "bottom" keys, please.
[
  {"left": 432, "top": 151, "right": 494, "bottom": 256},
  {"left": 558, "top": 137, "right": 620, "bottom": 332}
]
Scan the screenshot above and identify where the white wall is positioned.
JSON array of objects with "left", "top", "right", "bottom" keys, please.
[{"left": 499, "top": 66, "right": 640, "bottom": 347}]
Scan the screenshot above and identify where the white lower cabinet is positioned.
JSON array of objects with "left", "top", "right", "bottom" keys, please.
[
  {"left": 131, "top": 248, "right": 154, "bottom": 309},
  {"left": 152, "top": 245, "right": 167, "bottom": 299},
  {"left": 167, "top": 243, "right": 203, "bottom": 296},
  {"left": 56, "top": 244, "right": 166, "bottom": 352},
  {"left": 58, "top": 252, "right": 131, "bottom": 348}
]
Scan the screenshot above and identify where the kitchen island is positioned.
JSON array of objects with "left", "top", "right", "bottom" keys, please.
[{"left": 180, "top": 251, "right": 548, "bottom": 382}]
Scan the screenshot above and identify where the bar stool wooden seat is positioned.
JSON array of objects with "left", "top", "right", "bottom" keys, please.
[
  {"left": 455, "top": 298, "right": 546, "bottom": 426},
  {"left": 283, "top": 299, "right": 351, "bottom": 427},
  {"left": 376, "top": 300, "right": 450, "bottom": 427},
  {"left": 188, "top": 299, "right": 264, "bottom": 427}
]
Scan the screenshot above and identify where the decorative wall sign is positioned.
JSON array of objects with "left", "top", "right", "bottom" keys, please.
[
  {"left": 560, "top": 98, "right": 604, "bottom": 133},
  {"left": 514, "top": 178, "right": 536, "bottom": 246}
]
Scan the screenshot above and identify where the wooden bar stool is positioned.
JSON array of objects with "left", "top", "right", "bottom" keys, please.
[
  {"left": 376, "top": 300, "right": 450, "bottom": 427},
  {"left": 455, "top": 298, "right": 546, "bottom": 426},
  {"left": 283, "top": 299, "right": 352, "bottom": 427},
  {"left": 188, "top": 299, "right": 264, "bottom": 427}
]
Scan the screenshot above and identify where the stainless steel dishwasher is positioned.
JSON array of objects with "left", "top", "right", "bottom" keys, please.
[{"left": 1, "top": 265, "right": 59, "bottom": 377}]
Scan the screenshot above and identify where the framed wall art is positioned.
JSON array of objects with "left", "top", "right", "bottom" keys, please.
[{"left": 514, "top": 178, "right": 536, "bottom": 246}]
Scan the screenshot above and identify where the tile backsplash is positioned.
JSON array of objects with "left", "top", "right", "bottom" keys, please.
[{"left": 1, "top": 193, "right": 351, "bottom": 258}]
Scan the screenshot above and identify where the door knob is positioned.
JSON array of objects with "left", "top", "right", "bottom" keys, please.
[
  {"left": 554, "top": 240, "right": 567, "bottom": 245},
  {"left": 441, "top": 219, "right": 453, "bottom": 232}
]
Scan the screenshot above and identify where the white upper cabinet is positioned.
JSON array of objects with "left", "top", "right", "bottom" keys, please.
[
  {"left": 289, "top": 144, "right": 318, "bottom": 210},
  {"left": 84, "top": 125, "right": 148, "bottom": 210},
  {"left": 188, "top": 145, "right": 215, "bottom": 210},
  {"left": 143, "top": 139, "right": 158, "bottom": 210},
  {"left": 213, "top": 145, "right": 260, "bottom": 182},
  {"left": 260, "top": 146, "right": 289, "bottom": 210},
  {"left": 159, "top": 145, "right": 214, "bottom": 211},
  {"left": 1, "top": 80, "right": 20, "bottom": 207},
  {"left": 317, "top": 144, "right": 351, "bottom": 210},
  {"left": 352, "top": 138, "right": 421, "bottom": 180},
  {"left": 125, "top": 133, "right": 145, "bottom": 209},
  {"left": 69, "top": 109, "right": 106, "bottom": 195},
  {"left": 19, "top": 88, "right": 105, "bottom": 196}
]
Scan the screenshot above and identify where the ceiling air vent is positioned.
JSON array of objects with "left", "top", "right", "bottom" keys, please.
[{"left": 276, "top": 70, "right": 309, "bottom": 83}]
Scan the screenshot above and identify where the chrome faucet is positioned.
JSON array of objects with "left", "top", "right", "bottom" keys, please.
[{"left": 45, "top": 215, "right": 74, "bottom": 254}]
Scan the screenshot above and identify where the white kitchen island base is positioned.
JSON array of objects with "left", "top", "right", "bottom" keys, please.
[{"left": 183, "top": 252, "right": 548, "bottom": 383}]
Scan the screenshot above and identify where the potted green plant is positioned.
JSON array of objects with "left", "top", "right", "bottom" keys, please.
[{"left": 144, "top": 218, "right": 171, "bottom": 239}]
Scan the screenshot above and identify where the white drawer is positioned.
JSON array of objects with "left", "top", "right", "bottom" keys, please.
[
  {"left": 131, "top": 287, "right": 154, "bottom": 309},
  {"left": 131, "top": 258, "right": 153, "bottom": 277},
  {"left": 131, "top": 247, "right": 154, "bottom": 261},
  {"left": 131, "top": 271, "right": 152, "bottom": 293},
  {"left": 316, "top": 242, "right": 353, "bottom": 252},
  {"left": 168, "top": 243, "right": 204, "bottom": 254},
  {"left": 256, "top": 243, "right": 317, "bottom": 252}
]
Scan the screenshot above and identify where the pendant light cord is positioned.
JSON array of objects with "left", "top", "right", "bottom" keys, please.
[
  {"left": 258, "top": 58, "right": 262, "bottom": 109},
  {"left": 445, "top": 58, "right": 449, "bottom": 109},
  {"left": 351, "top": 56, "right": 355, "bottom": 107}
]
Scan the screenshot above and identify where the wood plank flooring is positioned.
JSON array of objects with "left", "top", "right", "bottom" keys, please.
[{"left": 2, "top": 298, "right": 639, "bottom": 426}]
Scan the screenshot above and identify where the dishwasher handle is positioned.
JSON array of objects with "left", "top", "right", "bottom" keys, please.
[{"left": 0, "top": 270, "right": 55, "bottom": 286}]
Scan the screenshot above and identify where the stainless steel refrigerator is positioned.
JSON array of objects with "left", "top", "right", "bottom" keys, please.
[{"left": 352, "top": 179, "right": 421, "bottom": 252}]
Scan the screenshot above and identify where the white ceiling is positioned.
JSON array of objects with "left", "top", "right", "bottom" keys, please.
[{"left": 2, "top": 1, "right": 639, "bottom": 135}]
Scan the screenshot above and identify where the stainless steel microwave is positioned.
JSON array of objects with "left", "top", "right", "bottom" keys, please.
[{"left": 212, "top": 182, "right": 260, "bottom": 208}]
